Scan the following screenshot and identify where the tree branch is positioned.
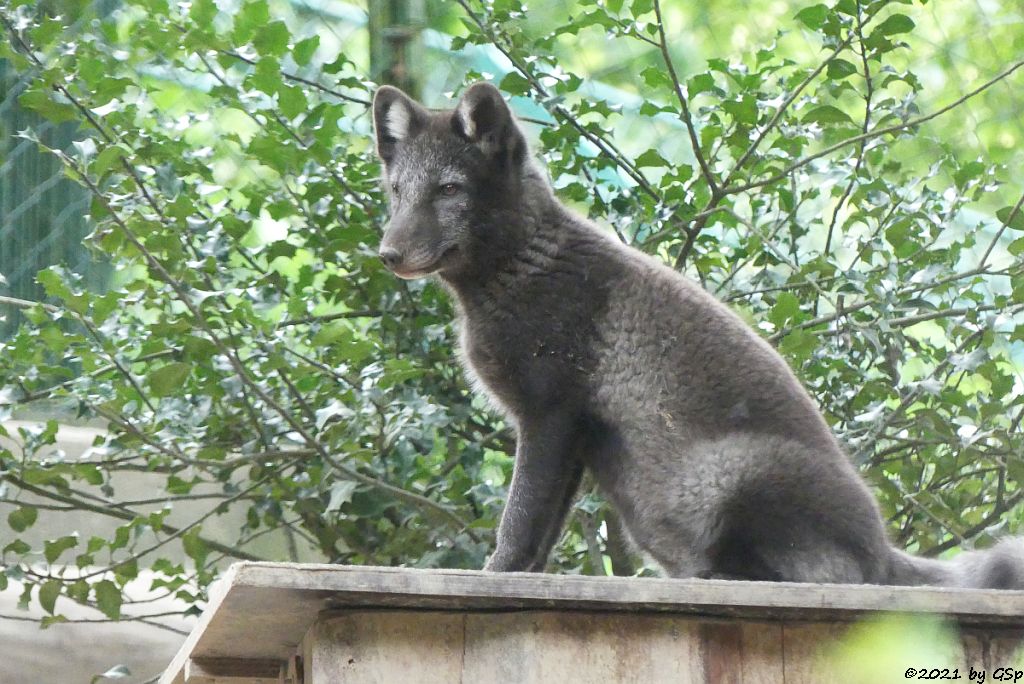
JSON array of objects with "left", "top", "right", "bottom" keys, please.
[
  {"left": 822, "top": 0, "right": 873, "bottom": 263},
  {"left": 651, "top": 0, "right": 718, "bottom": 195},
  {"left": 728, "top": 59, "right": 1024, "bottom": 196},
  {"left": 979, "top": 189, "right": 1024, "bottom": 269},
  {"left": 3, "top": 474, "right": 265, "bottom": 563}
]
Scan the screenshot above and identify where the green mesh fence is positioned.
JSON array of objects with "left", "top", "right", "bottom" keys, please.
[{"left": 0, "top": 55, "right": 103, "bottom": 338}]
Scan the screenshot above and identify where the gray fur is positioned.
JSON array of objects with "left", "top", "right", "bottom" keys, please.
[{"left": 372, "top": 82, "right": 1023, "bottom": 588}]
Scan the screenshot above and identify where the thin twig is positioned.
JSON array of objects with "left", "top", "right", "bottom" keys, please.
[
  {"left": 279, "top": 309, "right": 381, "bottom": 327},
  {"left": 979, "top": 189, "right": 1024, "bottom": 269},
  {"left": 728, "top": 59, "right": 1024, "bottom": 195},
  {"left": 0, "top": 611, "right": 190, "bottom": 635},
  {"left": 727, "top": 37, "right": 857, "bottom": 183},
  {"left": 651, "top": 0, "right": 718, "bottom": 195},
  {"left": 3, "top": 474, "right": 264, "bottom": 562},
  {"left": 822, "top": 0, "right": 873, "bottom": 262}
]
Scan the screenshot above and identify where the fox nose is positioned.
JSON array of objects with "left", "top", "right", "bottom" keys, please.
[{"left": 379, "top": 247, "right": 403, "bottom": 270}]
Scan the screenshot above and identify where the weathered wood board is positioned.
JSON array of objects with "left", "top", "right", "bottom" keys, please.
[
  {"left": 160, "top": 562, "right": 1024, "bottom": 684},
  {"left": 303, "top": 612, "right": 1023, "bottom": 684}
]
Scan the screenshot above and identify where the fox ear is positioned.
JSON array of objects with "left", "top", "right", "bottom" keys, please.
[
  {"left": 373, "top": 86, "right": 429, "bottom": 164},
  {"left": 452, "top": 82, "right": 526, "bottom": 165}
]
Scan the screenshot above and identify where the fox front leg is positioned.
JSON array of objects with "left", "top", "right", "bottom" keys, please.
[{"left": 484, "top": 413, "right": 583, "bottom": 572}]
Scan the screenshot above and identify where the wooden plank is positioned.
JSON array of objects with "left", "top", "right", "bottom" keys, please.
[
  {"left": 303, "top": 610, "right": 791, "bottom": 683},
  {"left": 304, "top": 611, "right": 464, "bottom": 683},
  {"left": 698, "top": 621, "right": 785, "bottom": 684},
  {"left": 161, "top": 562, "right": 1024, "bottom": 683},
  {"left": 184, "top": 657, "right": 283, "bottom": 684},
  {"left": 160, "top": 564, "right": 242, "bottom": 684},
  {"left": 233, "top": 562, "right": 1024, "bottom": 624},
  {"left": 244, "top": 562, "right": 1024, "bottom": 618},
  {"left": 308, "top": 611, "right": 789, "bottom": 683},
  {"left": 283, "top": 655, "right": 302, "bottom": 684},
  {"left": 784, "top": 621, "right": 1024, "bottom": 683},
  {"left": 962, "top": 627, "right": 1024, "bottom": 674},
  {"left": 463, "top": 611, "right": 703, "bottom": 682},
  {"left": 781, "top": 621, "right": 850, "bottom": 684}
]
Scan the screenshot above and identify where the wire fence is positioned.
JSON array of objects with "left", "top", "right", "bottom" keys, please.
[{"left": 0, "top": 57, "right": 102, "bottom": 338}]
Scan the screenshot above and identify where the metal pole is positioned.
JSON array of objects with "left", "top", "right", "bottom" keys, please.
[{"left": 368, "top": 0, "right": 425, "bottom": 97}]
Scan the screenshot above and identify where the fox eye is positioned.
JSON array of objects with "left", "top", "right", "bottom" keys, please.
[
  {"left": 390, "top": 182, "right": 399, "bottom": 194},
  {"left": 439, "top": 183, "right": 460, "bottom": 196}
]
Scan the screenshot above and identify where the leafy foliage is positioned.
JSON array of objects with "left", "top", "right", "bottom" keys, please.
[{"left": 0, "top": 0, "right": 1022, "bottom": 633}]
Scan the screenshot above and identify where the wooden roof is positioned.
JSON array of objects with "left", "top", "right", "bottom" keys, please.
[{"left": 160, "top": 562, "right": 1024, "bottom": 684}]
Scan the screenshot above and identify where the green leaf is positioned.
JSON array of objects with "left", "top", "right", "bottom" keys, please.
[
  {"left": 75, "top": 464, "right": 104, "bottom": 485},
  {"left": 233, "top": 0, "right": 270, "bottom": 43},
  {"left": 885, "top": 220, "right": 918, "bottom": 257},
  {"left": 114, "top": 558, "right": 139, "bottom": 584},
  {"left": 794, "top": 4, "right": 829, "bottom": 29},
  {"left": 769, "top": 292, "right": 802, "bottom": 327},
  {"left": 312, "top": 321, "right": 350, "bottom": 346},
  {"left": 635, "top": 149, "right": 670, "bottom": 168},
  {"left": 94, "top": 144, "right": 131, "bottom": 178},
  {"left": 5, "top": 539, "right": 30, "bottom": 555},
  {"left": 996, "top": 205, "right": 1024, "bottom": 232},
  {"left": 41, "top": 615, "right": 69, "bottom": 629},
  {"left": 722, "top": 95, "right": 758, "bottom": 125},
  {"left": 166, "top": 475, "right": 194, "bottom": 495},
  {"left": 182, "top": 528, "right": 208, "bottom": 565},
  {"left": 279, "top": 85, "right": 308, "bottom": 119},
  {"left": 36, "top": 268, "right": 71, "bottom": 300},
  {"left": 8, "top": 506, "right": 38, "bottom": 533},
  {"left": 147, "top": 362, "right": 192, "bottom": 397},
  {"left": 1009, "top": 455, "right": 1024, "bottom": 483},
  {"left": 111, "top": 525, "right": 131, "bottom": 551},
  {"left": 687, "top": 73, "right": 718, "bottom": 96},
  {"left": 254, "top": 21, "right": 290, "bottom": 57},
  {"left": 953, "top": 161, "right": 986, "bottom": 187},
  {"left": 19, "top": 89, "right": 78, "bottom": 123},
  {"left": 498, "top": 73, "right": 531, "bottom": 96},
  {"left": 873, "top": 13, "right": 915, "bottom": 36},
  {"left": 293, "top": 35, "right": 320, "bottom": 66},
  {"left": 326, "top": 480, "right": 357, "bottom": 512},
  {"left": 251, "top": 56, "right": 284, "bottom": 95},
  {"left": 67, "top": 580, "right": 90, "bottom": 603},
  {"left": 39, "top": 579, "right": 61, "bottom": 614},
  {"left": 801, "top": 105, "right": 853, "bottom": 125},
  {"left": 21, "top": 467, "right": 68, "bottom": 488},
  {"left": 778, "top": 328, "right": 816, "bottom": 362},
  {"left": 826, "top": 59, "right": 858, "bottom": 80},
  {"left": 631, "top": 0, "right": 654, "bottom": 15},
  {"left": 641, "top": 66, "right": 671, "bottom": 89},
  {"left": 190, "top": 0, "right": 217, "bottom": 25},
  {"left": 44, "top": 535, "right": 78, "bottom": 564},
  {"left": 94, "top": 580, "right": 122, "bottom": 620}
]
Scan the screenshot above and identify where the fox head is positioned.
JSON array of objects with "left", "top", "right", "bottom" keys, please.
[{"left": 372, "top": 82, "right": 534, "bottom": 280}]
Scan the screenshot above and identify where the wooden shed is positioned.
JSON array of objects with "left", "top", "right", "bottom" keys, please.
[{"left": 160, "top": 562, "right": 1024, "bottom": 683}]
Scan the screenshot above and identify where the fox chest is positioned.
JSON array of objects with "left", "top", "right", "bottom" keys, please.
[{"left": 458, "top": 325, "right": 586, "bottom": 416}]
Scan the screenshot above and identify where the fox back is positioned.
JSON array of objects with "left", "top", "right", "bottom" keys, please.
[{"left": 372, "top": 82, "right": 1024, "bottom": 588}]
